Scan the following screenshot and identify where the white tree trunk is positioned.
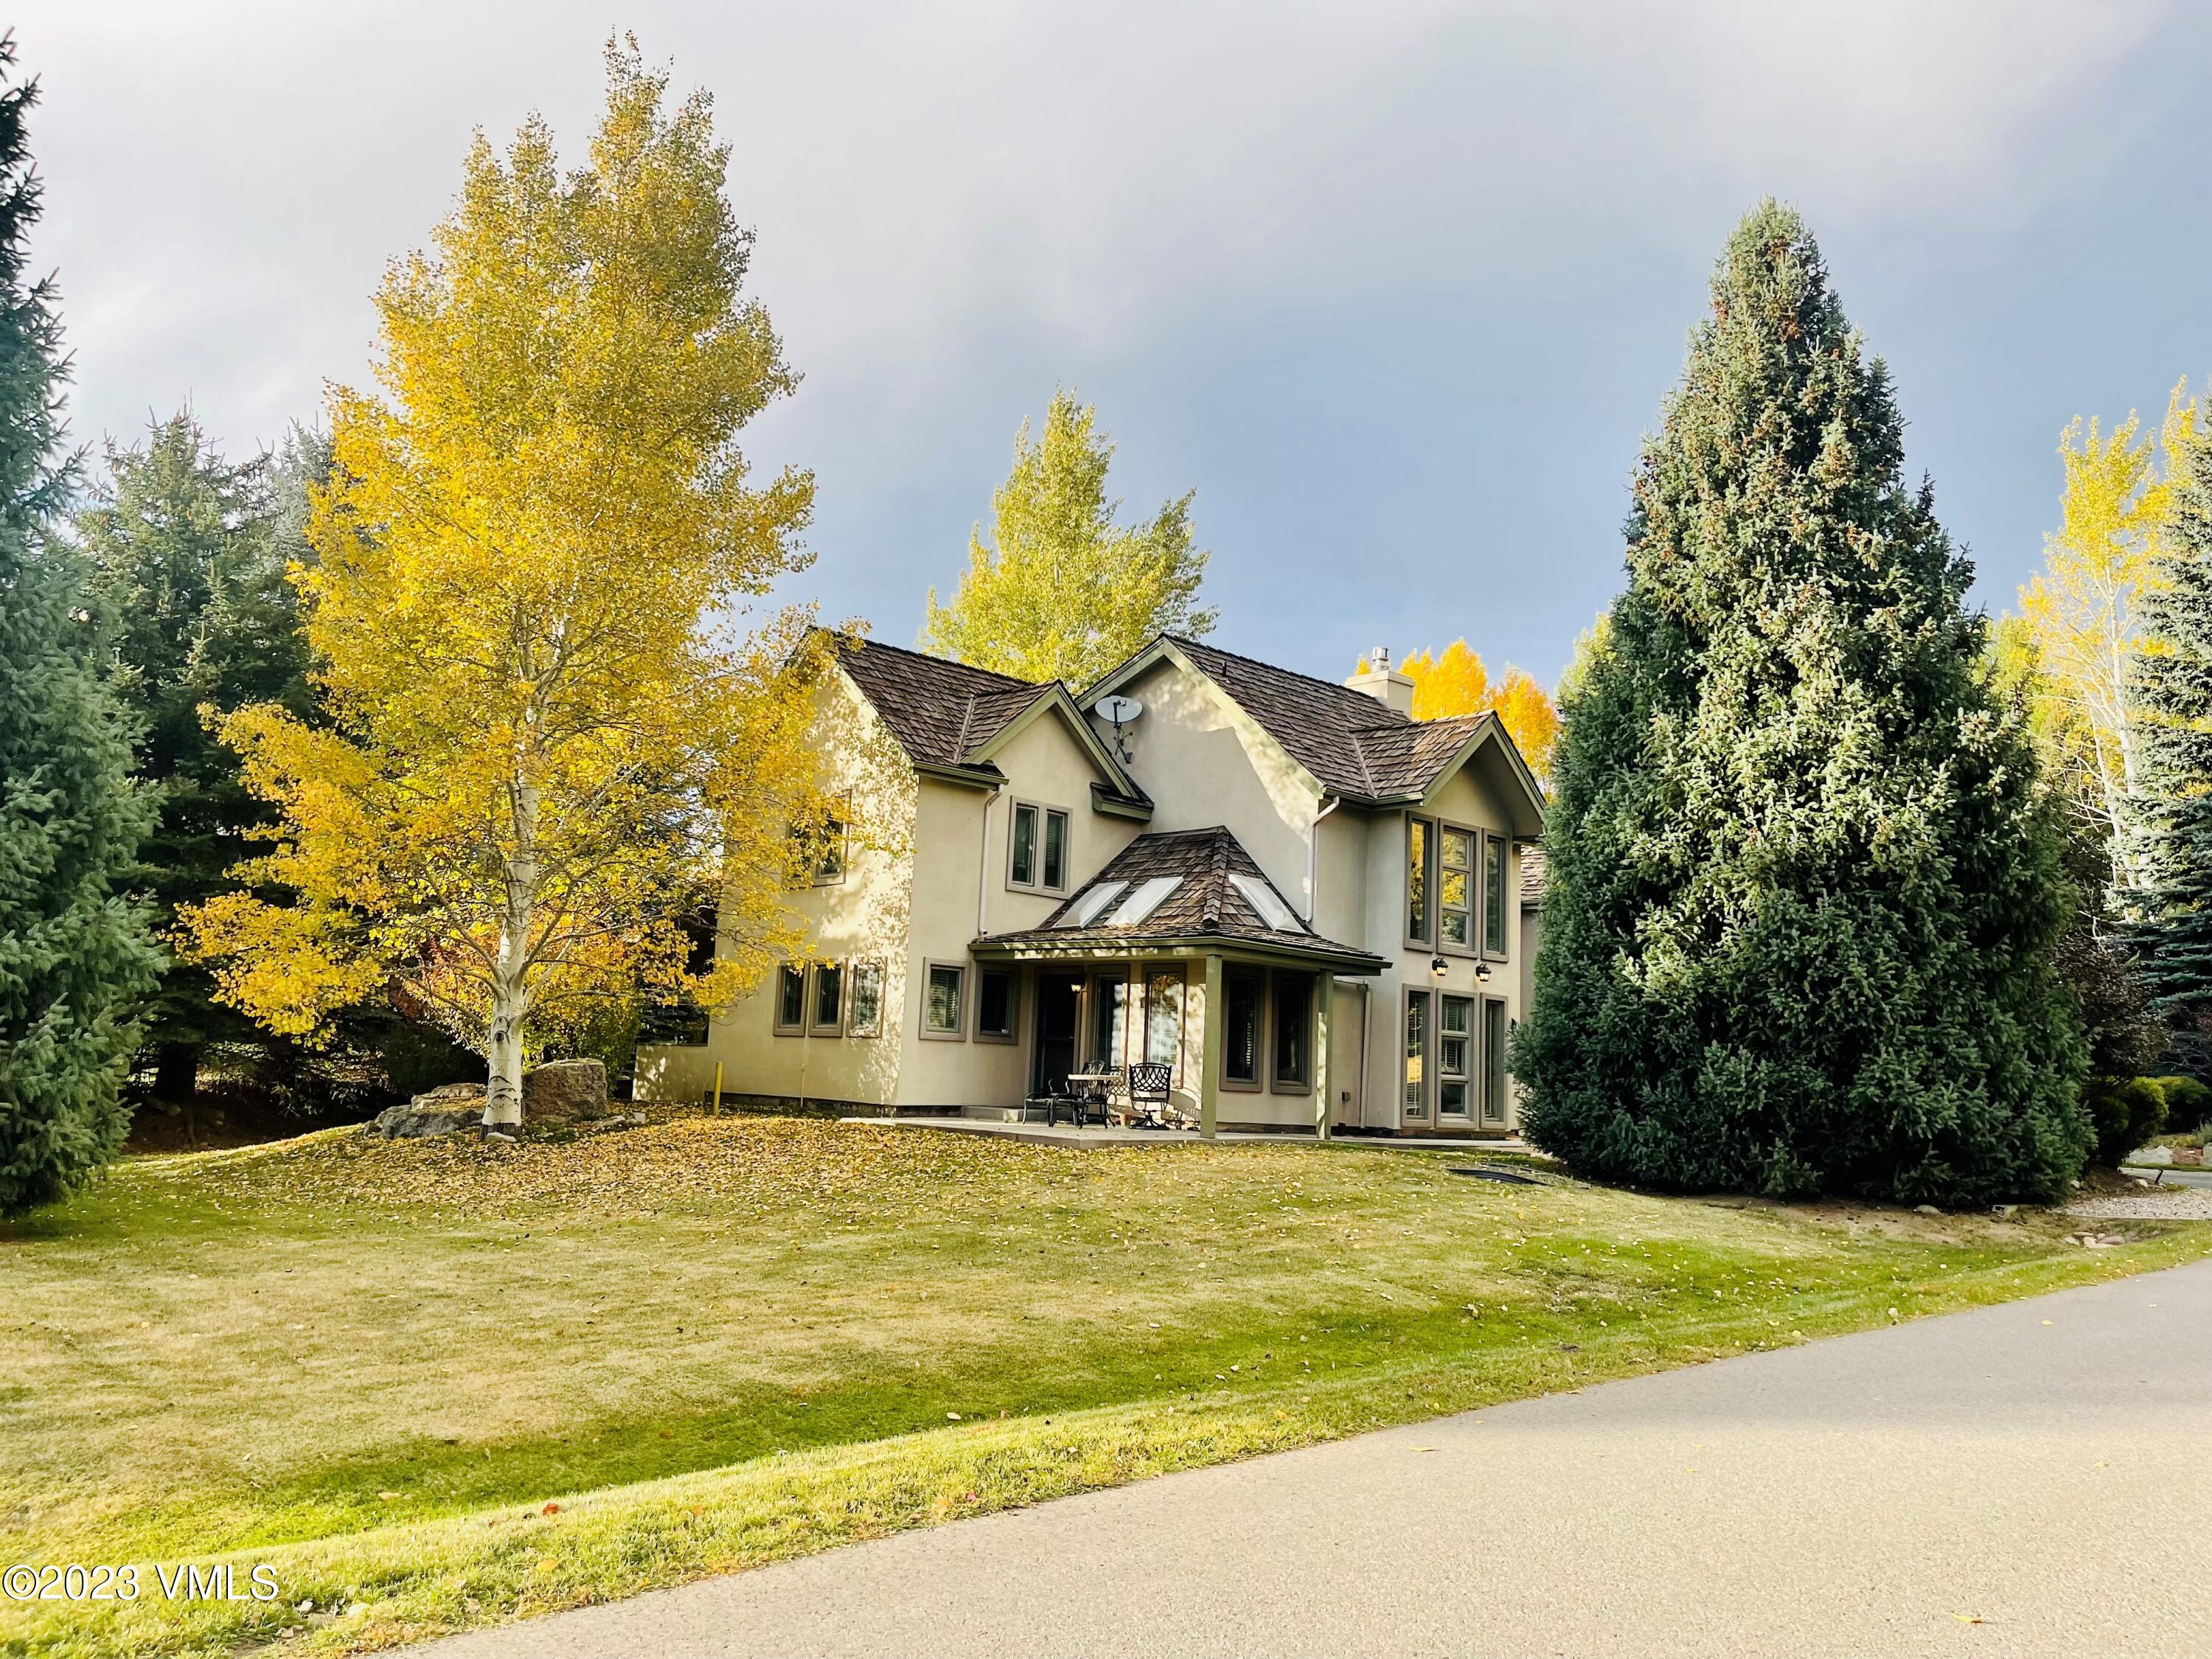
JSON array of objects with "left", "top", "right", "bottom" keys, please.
[
  {"left": 483, "top": 779, "right": 540, "bottom": 1131},
  {"left": 484, "top": 994, "right": 526, "bottom": 1129}
]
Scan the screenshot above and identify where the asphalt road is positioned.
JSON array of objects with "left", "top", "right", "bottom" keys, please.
[{"left": 416, "top": 1256, "right": 2212, "bottom": 1658}]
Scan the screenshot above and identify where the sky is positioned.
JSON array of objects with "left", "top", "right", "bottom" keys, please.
[{"left": 17, "top": 0, "right": 2212, "bottom": 686}]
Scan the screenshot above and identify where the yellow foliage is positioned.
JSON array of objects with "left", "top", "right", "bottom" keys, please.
[
  {"left": 2013, "top": 381, "right": 2204, "bottom": 878},
  {"left": 920, "top": 390, "right": 1214, "bottom": 686},
  {"left": 1366, "top": 639, "right": 1560, "bottom": 783},
  {"left": 180, "top": 41, "right": 823, "bottom": 1111}
]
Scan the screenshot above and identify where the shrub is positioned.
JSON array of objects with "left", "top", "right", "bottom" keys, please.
[
  {"left": 2150, "top": 1075, "right": 2212, "bottom": 1133},
  {"left": 2083, "top": 1077, "right": 2168, "bottom": 1166}
]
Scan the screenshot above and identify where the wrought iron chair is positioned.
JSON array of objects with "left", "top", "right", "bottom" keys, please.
[{"left": 1126, "top": 1062, "right": 1173, "bottom": 1127}]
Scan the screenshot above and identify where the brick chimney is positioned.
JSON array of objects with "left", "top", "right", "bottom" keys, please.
[{"left": 1344, "top": 645, "right": 1414, "bottom": 717}]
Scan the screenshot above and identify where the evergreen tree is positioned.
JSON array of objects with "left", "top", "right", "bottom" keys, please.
[
  {"left": 2124, "top": 424, "right": 2212, "bottom": 1062},
  {"left": 0, "top": 41, "right": 159, "bottom": 1216},
  {"left": 76, "top": 414, "right": 317, "bottom": 1101},
  {"left": 1516, "top": 202, "right": 2089, "bottom": 1206}
]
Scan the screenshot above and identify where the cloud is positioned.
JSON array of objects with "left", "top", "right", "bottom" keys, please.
[{"left": 16, "top": 0, "right": 2180, "bottom": 453}]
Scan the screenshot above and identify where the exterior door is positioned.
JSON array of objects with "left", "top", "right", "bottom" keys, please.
[{"left": 1032, "top": 973, "right": 1081, "bottom": 1094}]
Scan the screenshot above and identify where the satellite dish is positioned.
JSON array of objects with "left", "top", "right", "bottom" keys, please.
[{"left": 1094, "top": 695, "right": 1144, "bottom": 725}]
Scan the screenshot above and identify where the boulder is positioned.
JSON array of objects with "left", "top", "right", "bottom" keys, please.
[
  {"left": 524, "top": 1059, "right": 608, "bottom": 1124},
  {"left": 368, "top": 1081, "right": 485, "bottom": 1139}
]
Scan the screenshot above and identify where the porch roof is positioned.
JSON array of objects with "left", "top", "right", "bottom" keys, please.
[{"left": 970, "top": 826, "right": 1388, "bottom": 975}]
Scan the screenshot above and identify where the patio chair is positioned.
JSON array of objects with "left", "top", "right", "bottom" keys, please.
[{"left": 1126, "top": 1062, "right": 1173, "bottom": 1127}]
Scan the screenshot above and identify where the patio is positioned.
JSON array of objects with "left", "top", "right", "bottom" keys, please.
[{"left": 843, "top": 1114, "right": 1535, "bottom": 1154}]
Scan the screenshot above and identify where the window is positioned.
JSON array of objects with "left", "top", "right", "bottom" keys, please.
[
  {"left": 976, "top": 968, "right": 1016, "bottom": 1043},
  {"left": 848, "top": 961, "right": 884, "bottom": 1037},
  {"left": 1224, "top": 969, "right": 1264, "bottom": 1087},
  {"left": 1057, "top": 880, "right": 1127, "bottom": 928},
  {"left": 1403, "top": 990, "right": 1430, "bottom": 1120},
  {"left": 796, "top": 797, "right": 849, "bottom": 886},
  {"left": 1484, "top": 835, "right": 1510, "bottom": 956},
  {"left": 922, "top": 961, "right": 966, "bottom": 1038},
  {"left": 1009, "top": 801, "right": 1071, "bottom": 892},
  {"left": 1144, "top": 967, "right": 1184, "bottom": 1079},
  {"left": 774, "top": 964, "right": 805, "bottom": 1034},
  {"left": 1010, "top": 803, "right": 1037, "bottom": 887},
  {"left": 810, "top": 961, "right": 844, "bottom": 1033},
  {"left": 1481, "top": 997, "right": 1509, "bottom": 1124},
  {"left": 1043, "top": 810, "right": 1068, "bottom": 891},
  {"left": 1439, "top": 827, "right": 1474, "bottom": 949},
  {"left": 1271, "top": 973, "right": 1312, "bottom": 1090},
  {"left": 1229, "top": 872, "right": 1298, "bottom": 932},
  {"left": 1406, "top": 818, "right": 1432, "bottom": 943},
  {"left": 1438, "top": 994, "right": 1472, "bottom": 1116},
  {"left": 1107, "top": 875, "right": 1181, "bottom": 925},
  {"left": 1092, "top": 974, "right": 1129, "bottom": 1068}
]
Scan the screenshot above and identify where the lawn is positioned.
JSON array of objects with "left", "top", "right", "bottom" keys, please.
[{"left": 4, "top": 1113, "right": 2206, "bottom": 1658}]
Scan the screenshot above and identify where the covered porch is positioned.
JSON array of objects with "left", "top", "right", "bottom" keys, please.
[{"left": 969, "top": 827, "right": 1388, "bottom": 1138}]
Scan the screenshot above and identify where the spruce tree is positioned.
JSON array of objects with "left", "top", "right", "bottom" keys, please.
[
  {"left": 1516, "top": 202, "right": 2089, "bottom": 1206},
  {"left": 0, "top": 40, "right": 159, "bottom": 1216},
  {"left": 77, "top": 414, "right": 316, "bottom": 1102},
  {"left": 2124, "top": 425, "right": 2212, "bottom": 1059}
]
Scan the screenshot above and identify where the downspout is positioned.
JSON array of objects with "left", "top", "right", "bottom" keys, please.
[
  {"left": 978, "top": 783, "right": 1004, "bottom": 937},
  {"left": 1304, "top": 794, "right": 1340, "bottom": 925}
]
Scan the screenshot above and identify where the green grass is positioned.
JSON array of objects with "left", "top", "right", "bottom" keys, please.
[{"left": 3, "top": 1114, "right": 2205, "bottom": 1658}]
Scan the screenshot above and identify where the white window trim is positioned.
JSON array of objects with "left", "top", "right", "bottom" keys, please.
[
  {"left": 974, "top": 966, "right": 1019, "bottom": 1044},
  {"left": 920, "top": 959, "right": 968, "bottom": 1041},
  {"left": 1006, "top": 799, "right": 1073, "bottom": 895}
]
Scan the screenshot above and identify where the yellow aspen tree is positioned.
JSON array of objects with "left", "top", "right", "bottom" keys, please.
[
  {"left": 921, "top": 390, "right": 1215, "bottom": 686},
  {"left": 181, "top": 41, "right": 821, "bottom": 1127},
  {"left": 1374, "top": 639, "right": 1559, "bottom": 783},
  {"left": 2016, "top": 382, "right": 2199, "bottom": 886},
  {"left": 1486, "top": 667, "right": 1562, "bottom": 782}
]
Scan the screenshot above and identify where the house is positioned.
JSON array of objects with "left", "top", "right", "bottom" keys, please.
[{"left": 635, "top": 633, "right": 1546, "bottom": 1136}]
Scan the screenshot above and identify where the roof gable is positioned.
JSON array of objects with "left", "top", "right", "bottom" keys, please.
[
  {"left": 1089, "top": 633, "right": 1547, "bottom": 823},
  {"left": 830, "top": 635, "right": 1147, "bottom": 807}
]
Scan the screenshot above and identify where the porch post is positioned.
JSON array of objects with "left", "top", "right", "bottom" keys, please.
[
  {"left": 1200, "top": 951, "right": 1223, "bottom": 1141},
  {"left": 1312, "top": 973, "right": 1333, "bottom": 1143}
]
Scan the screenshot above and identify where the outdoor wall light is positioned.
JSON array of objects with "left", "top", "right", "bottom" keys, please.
[
  {"left": 1430, "top": 956, "right": 1449, "bottom": 981},
  {"left": 1474, "top": 960, "right": 1492, "bottom": 984}
]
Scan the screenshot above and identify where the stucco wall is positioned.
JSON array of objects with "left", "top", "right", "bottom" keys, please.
[
  {"left": 1350, "top": 741, "right": 1527, "bottom": 1134},
  {"left": 641, "top": 679, "right": 1146, "bottom": 1114},
  {"left": 1098, "top": 658, "right": 1319, "bottom": 908},
  {"left": 636, "top": 668, "right": 916, "bottom": 1108}
]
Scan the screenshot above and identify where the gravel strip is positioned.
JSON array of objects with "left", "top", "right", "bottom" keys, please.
[{"left": 2067, "top": 1186, "right": 2212, "bottom": 1220}]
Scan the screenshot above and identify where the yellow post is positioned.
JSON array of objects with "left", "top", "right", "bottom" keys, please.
[{"left": 712, "top": 1060, "right": 724, "bottom": 1116}]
